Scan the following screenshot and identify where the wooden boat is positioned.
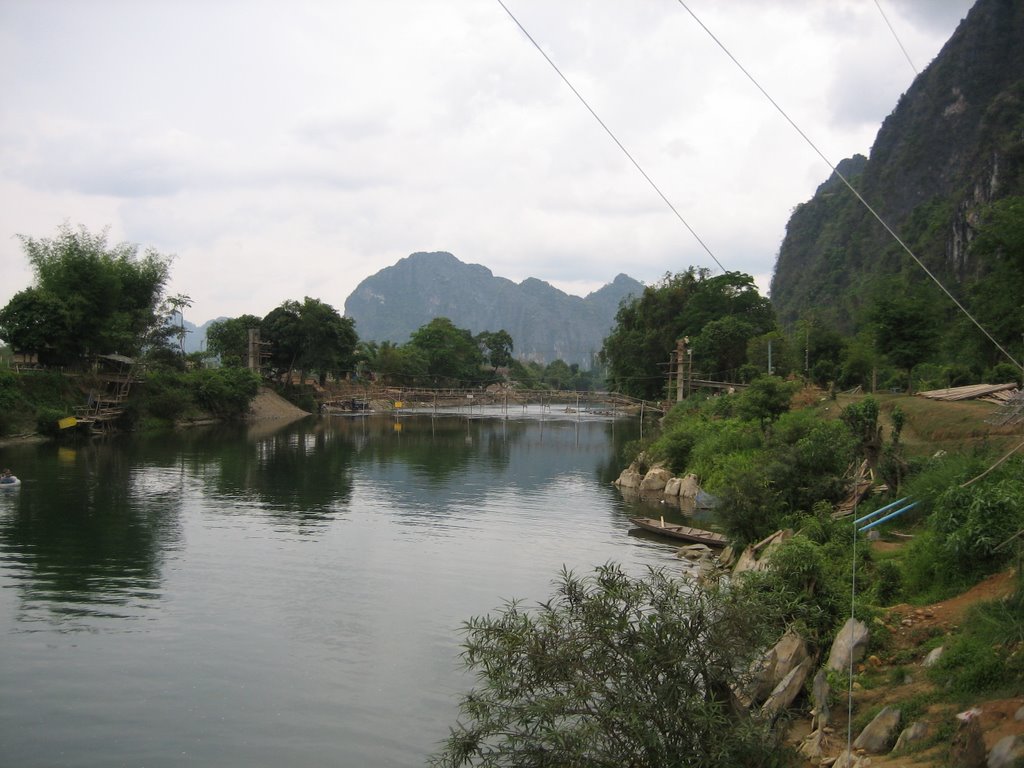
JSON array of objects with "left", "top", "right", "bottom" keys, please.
[{"left": 629, "top": 517, "right": 728, "bottom": 547}]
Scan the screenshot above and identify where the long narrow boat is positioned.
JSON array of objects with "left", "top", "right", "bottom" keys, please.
[{"left": 629, "top": 517, "right": 728, "bottom": 547}]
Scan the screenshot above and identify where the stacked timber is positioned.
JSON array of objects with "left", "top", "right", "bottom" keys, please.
[{"left": 916, "top": 382, "right": 1019, "bottom": 402}]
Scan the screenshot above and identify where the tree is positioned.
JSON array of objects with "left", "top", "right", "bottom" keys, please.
[
  {"left": 408, "top": 317, "right": 484, "bottom": 385},
  {"left": 0, "top": 224, "right": 172, "bottom": 364},
  {"left": 601, "top": 269, "right": 775, "bottom": 400},
  {"left": 165, "top": 293, "right": 192, "bottom": 354},
  {"left": 294, "top": 297, "right": 358, "bottom": 385},
  {"left": 737, "top": 375, "right": 796, "bottom": 432},
  {"left": 206, "top": 314, "right": 263, "bottom": 368},
  {"left": 868, "top": 281, "right": 940, "bottom": 392},
  {"left": 261, "top": 298, "right": 357, "bottom": 384},
  {"left": 693, "top": 316, "right": 758, "bottom": 379},
  {"left": 476, "top": 330, "right": 514, "bottom": 372},
  {"left": 430, "top": 564, "right": 786, "bottom": 768}
]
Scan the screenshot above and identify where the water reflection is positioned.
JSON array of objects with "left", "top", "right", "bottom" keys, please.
[
  {"left": 0, "top": 439, "right": 183, "bottom": 627},
  {"left": 0, "top": 413, "right": 669, "bottom": 768}
]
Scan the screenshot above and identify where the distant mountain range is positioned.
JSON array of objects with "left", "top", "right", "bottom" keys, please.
[{"left": 343, "top": 251, "right": 643, "bottom": 367}]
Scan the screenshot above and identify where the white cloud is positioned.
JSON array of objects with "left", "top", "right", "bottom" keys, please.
[{"left": 0, "top": 0, "right": 975, "bottom": 325}]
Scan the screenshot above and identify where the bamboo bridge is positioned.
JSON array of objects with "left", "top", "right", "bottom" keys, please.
[{"left": 320, "top": 386, "right": 665, "bottom": 419}]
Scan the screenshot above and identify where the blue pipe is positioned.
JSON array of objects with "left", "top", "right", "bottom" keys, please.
[
  {"left": 858, "top": 501, "right": 919, "bottom": 532},
  {"left": 853, "top": 496, "right": 910, "bottom": 526}
]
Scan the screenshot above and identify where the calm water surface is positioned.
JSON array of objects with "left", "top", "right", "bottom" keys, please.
[{"left": 0, "top": 413, "right": 694, "bottom": 767}]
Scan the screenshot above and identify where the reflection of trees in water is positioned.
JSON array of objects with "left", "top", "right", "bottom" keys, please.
[
  {"left": 193, "top": 419, "right": 356, "bottom": 525},
  {"left": 0, "top": 438, "right": 184, "bottom": 611},
  {"left": 340, "top": 416, "right": 516, "bottom": 485},
  {"left": 594, "top": 419, "right": 644, "bottom": 486},
  {"left": 346, "top": 415, "right": 638, "bottom": 498}
]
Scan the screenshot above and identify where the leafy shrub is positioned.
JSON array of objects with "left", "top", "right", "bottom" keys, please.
[
  {"left": 193, "top": 368, "right": 260, "bottom": 417},
  {"left": 649, "top": 428, "right": 696, "bottom": 474},
  {"left": 431, "top": 564, "right": 793, "bottom": 768},
  {"left": 929, "top": 478, "right": 1024, "bottom": 583},
  {"left": 714, "top": 464, "right": 783, "bottom": 548},
  {"left": 872, "top": 560, "right": 903, "bottom": 605},
  {"left": 145, "top": 388, "right": 191, "bottom": 422},
  {"left": 35, "top": 406, "right": 65, "bottom": 437}
]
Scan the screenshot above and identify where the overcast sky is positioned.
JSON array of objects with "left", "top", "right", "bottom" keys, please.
[{"left": 0, "top": 0, "right": 976, "bottom": 326}]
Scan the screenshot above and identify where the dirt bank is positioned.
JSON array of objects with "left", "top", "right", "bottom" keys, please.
[{"left": 248, "top": 386, "right": 311, "bottom": 420}]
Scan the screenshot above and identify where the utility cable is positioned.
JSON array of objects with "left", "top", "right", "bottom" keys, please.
[
  {"left": 494, "top": 0, "right": 727, "bottom": 274},
  {"left": 873, "top": 0, "right": 919, "bottom": 76},
  {"left": 674, "top": 1, "right": 1022, "bottom": 371}
]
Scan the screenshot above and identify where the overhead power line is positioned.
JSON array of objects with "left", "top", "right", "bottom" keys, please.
[
  {"left": 674, "top": 0, "right": 1021, "bottom": 370},
  {"left": 873, "top": 0, "right": 919, "bottom": 76},
  {"left": 494, "top": 0, "right": 727, "bottom": 274}
]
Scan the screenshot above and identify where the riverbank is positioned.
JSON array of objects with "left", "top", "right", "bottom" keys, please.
[{"left": 247, "top": 386, "right": 311, "bottom": 420}]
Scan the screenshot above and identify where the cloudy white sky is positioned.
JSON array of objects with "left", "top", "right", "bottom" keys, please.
[{"left": 0, "top": 0, "right": 976, "bottom": 326}]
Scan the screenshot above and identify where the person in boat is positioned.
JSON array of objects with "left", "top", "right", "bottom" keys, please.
[{"left": 0, "top": 469, "right": 15, "bottom": 484}]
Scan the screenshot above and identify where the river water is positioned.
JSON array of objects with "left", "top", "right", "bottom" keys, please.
[{"left": 0, "top": 412, "right": 694, "bottom": 767}]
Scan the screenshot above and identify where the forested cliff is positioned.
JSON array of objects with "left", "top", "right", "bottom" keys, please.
[{"left": 770, "top": 0, "right": 1024, "bottom": 343}]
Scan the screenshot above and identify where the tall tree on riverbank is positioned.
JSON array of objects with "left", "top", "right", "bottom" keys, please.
[
  {"left": 261, "top": 298, "right": 358, "bottom": 385},
  {"left": 0, "top": 224, "right": 172, "bottom": 365}
]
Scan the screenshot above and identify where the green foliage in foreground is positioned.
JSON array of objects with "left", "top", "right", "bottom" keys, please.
[{"left": 431, "top": 564, "right": 794, "bottom": 768}]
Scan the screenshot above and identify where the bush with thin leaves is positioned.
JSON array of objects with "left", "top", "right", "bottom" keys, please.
[{"left": 430, "top": 564, "right": 794, "bottom": 768}]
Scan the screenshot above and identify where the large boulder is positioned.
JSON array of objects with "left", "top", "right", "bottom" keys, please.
[
  {"left": 893, "top": 721, "right": 930, "bottom": 753},
  {"left": 949, "top": 708, "right": 985, "bottom": 768},
  {"left": 826, "top": 618, "right": 870, "bottom": 673},
  {"left": 761, "top": 657, "right": 813, "bottom": 719},
  {"left": 853, "top": 705, "right": 901, "bottom": 753},
  {"left": 732, "top": 529, "right": 792, "bottom": 575},
  {"left": 678, "top": 473, "right": 701, "bottom": 500},
  {"left": 614, "top": 463, "right": 644, "bottom": 489},
  {"left": 744, "top": 631, "right": 810, "bottom": 706},
  {"left": 663, "top": 476, "right": 682, "bottom": 496},
  {"left": 639, "top": 464, "right": 673, "bottom": 492}
]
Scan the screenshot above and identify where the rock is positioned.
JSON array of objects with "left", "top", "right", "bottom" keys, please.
[
  {"left": 731, "top": 529, "right": 793, "bottom": 575},
  {"left": 614, "top": 463, "right": 644, "bottom": 489},
  {"left": 761, "top": 656, "right": 813, "bottom": 719},
  {"left": 812, "top": 667, "right": 831, "bottom": 730},
  {"left": 988, "top": 734, "right": 1024, "bottom": 767},
  {"left": 743, "top": 630, "right": 809, "bottom": 707},
  {"left": 950, "top": 708, "right": 985, "bottom": 768},
  {"left": 678, "top": 473, "right": 700, "bottom": 500},
  {"left": 893, "top": 720, "right": 929, "bottom": 752},
  {"left": 832, "top": 749, "right": 868, "bottom": 768},
  {"left": 676, "top": 543, "right": 714, "bottom": 561},
  {"left": 663, "top": 476, "right": 682, "bottom": 496},
  {"left": 1015, "top": 705, "right": 1024, "bottom": 722},
  {"left": 827, "top": 618, "right": 870, "bottom": 673},
  {"left": 923, "top": 646, "right": 944, "bottom": 668},
  {"left": 639, "top": 464, "right": 673, "bottom": 492},
  {"left": 853, "top": 705, "right": 901, "bottom": 753},
  {"left": 798, "top": 728, "right": 832, "bottom": 760}
]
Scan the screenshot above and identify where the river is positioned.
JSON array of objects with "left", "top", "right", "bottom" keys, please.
[{"left": 0, "top": 412, "right": 694, "bottom": 767}]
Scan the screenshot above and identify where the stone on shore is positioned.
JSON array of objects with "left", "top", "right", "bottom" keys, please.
[{"left": 826, "top": 618, "right": 870, "bottom": 673}]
